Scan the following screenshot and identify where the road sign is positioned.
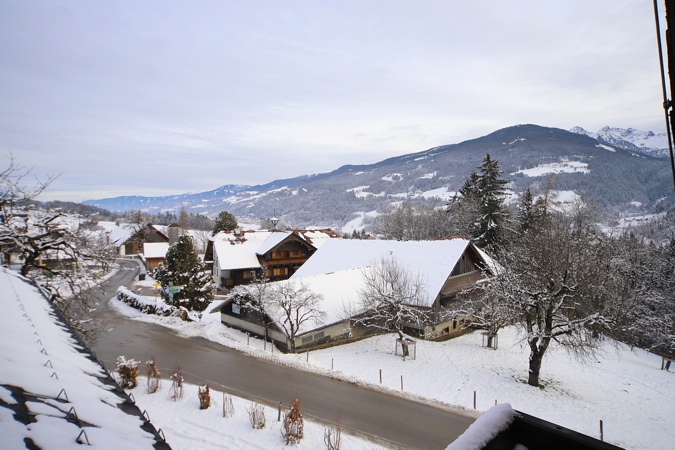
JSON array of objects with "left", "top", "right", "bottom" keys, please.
[{"left": 166, "top": 287, "right": 181, "bottom": 294}]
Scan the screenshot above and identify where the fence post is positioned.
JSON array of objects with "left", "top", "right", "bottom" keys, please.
[
  {"left": 331, "top": 358, "right": 334, "bottom": 370},
  {"left": 473, "top": 391, "right": 477, "bottom": 409},
  {"left": 600, "top": 420, "right": 604, "bottom": 441},
  {"left": 400, "top": 375, "right": 403, "bottom": 391},
  {"left": 278, "top": 401, "right": 282, "bottom": 422},
  {"left": 379, "top": 369, "right": 382, "bottom": 384}
]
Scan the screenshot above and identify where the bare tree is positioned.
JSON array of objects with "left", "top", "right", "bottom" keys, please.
[
  {"left": 232, "top": 277, "right": 325, "bottom": 352},
  {"left": 266, "top": 280, "right": 326, "bottom": 353},
  {"left": 446, "top": 287, "right": 515, "bottom": 349},
  {"left": 0, "top": 155, "right": 112, "bottom": 342},
  {"left": 605, "top": 218, "right": 675, "bottom": 359},
  {"left": 350, "top": 256, "right": 429, "bottom": 341},
  {"left": 190, "top": 228, "right": 212, "bottom": 254},
  {"left": 375, "top": 202, "right": 454, "bottom": 241},
  {"left": 484, "top": 203, "right": 614, "bottom": 387}
]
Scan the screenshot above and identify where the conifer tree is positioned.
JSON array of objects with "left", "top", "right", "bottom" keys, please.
[
  {"left": 153, "top": 235, "right": 213, "bottom": 311},
  {"left": 448, "top": 154, "right": 509, "bottom": 249},
  {"left": 516, "top": 187, "right": 539, "bottom": 232},
  {"left": 212, "top": 210, "right": 238, "bottom": 235},
  {"left": 474, "top": 154, "right": 509, "bottom": 249}
]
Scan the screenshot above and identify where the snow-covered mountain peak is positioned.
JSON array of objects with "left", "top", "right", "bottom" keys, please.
[{"left": 571, "top": 125, "right": 669, "bottom": 158}]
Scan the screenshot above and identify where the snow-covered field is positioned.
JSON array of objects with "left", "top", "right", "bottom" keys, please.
[{"left": 120, "top": 277, "right": 675, "bottom": 449}]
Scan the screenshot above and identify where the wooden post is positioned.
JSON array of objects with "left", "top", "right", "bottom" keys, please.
[
  {"left": 379, "top": 369, "right": 382, "bottom": 384},
  {"left": 278, "top": 401, "right": 282, "bottom": 422},
  {"left": 473, "top": 391, "right": 477, "bottom": 409},
  {"left": 600, "top": 420, "right": 604, "bottom": 441},
  {"left": 331, "top": 358, "right": 334, "bottom": 370},
  {"left": 400, "top": 375, "right": 403, "bottom": 391},
  {"left": 247, "top": 333, "right": 250, "bottom": 346},
  {"left": 306, "top": 351, "right": 309, "bottom": 362}
]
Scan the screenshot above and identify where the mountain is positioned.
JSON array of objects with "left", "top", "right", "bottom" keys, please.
[
  {"left": 84, "top": 124, "right": 675, "bottom": 230},
  {"left": 570, "top": 125, "right": 670, "bottom": 158}
]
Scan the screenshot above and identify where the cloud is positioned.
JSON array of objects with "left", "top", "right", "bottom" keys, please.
[{"left": 0, "top": 0, "right": 666, "bottom": 202}]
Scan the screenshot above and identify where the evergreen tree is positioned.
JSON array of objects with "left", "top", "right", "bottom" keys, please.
[
  {"left": 447, "top": 155, "right": 509, "bottom": 249},
  {"left": 212, "top": 210, "right": 238, "bottom": 235},
  {"left": 153, "top": 235, "right": 213, "bottom": 311},
  {"left": 446, "top": 171, "right": 478, "bottom": 238},
  {"left": 516, "top": 187, "right": 539, "bottom": 232},
  {"left": 474, "top": 154, "right": 510, "bottom": 249}
]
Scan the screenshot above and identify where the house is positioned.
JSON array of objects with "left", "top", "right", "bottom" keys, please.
[
  {"left": 143, "top": 242, "right": 171, "bottom": 271},
  {"left": 215, "top": 237, "right": 492, "bottom": 352},
  {"left": 98, "top": 222, "right": 170, "bottom": 256},
  {"left": 206, "top": 229, "right": 339, "bottom": 290},
  {"left": 0, "top": 267, "right": 169, "bottom": 448}
]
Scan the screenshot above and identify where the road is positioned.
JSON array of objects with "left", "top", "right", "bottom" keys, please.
[{"left": 90, "top": 260, "right": 475, "bottom": 449}]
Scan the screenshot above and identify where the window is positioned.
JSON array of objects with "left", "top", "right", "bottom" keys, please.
[
  {"left": 302, "top": 336, "right": 313, "bottom": 344},
  {"left": 314, "top": 331, "right": 324, "bottom": 340}
]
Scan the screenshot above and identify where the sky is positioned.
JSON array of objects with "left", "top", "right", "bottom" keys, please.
[{"left": 0, "top": 0, "right": 668, "bottom": 202}]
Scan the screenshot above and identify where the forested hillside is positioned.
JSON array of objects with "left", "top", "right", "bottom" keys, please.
[{"left": 84, "top": 124, "right": 674, "bottom": 229}]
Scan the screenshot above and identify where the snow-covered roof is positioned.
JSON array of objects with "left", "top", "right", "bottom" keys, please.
[
  {"left": 294, "top": 238, "right": 471, "bottom": 285},
  {"left": 212, "top": 230, "right": 291, "bottom": 271},
  {"left": 294, "top": 229, "right": 340, "bottom": 248},
  {"left": 98, "top": 221, "right": 135, "bottom": 245},
  {"left": 255, "top": 231, "right": 293, "bottom": 255},
  {"left": 0, "top": 268, "right": 165, "bottom": 448},
  {"left": 143, "top": 242, "right": 170, "bottom": 259},
  {"left": 271, "top": 238, "right": 475, "bottom": 333}
]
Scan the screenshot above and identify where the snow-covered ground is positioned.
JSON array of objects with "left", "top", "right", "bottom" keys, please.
[
  {"left": 132, "top": 377, "right": 383, "bottom": 450},
  {"left": 121, "top": 276, "right": 675, "bottom": 449}
]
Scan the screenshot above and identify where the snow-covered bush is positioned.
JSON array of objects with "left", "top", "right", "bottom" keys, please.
[
  {"left": 282, "top": 398, "right": 304, "bottom": 445},
  {"left": 323, "top": 419, "right": 341, "bottom": 450},
  {"left": 169, "top": 367, "right": 184, "bottom": 401},
  {"left": 247, "top": 402, "right": 266, "bottom": 429},
  {"left": 146, "top": 357, "right": 161, "bottom": 394},
  {"left": 116, "top": 355, "right": 139, "bottom": 389},
  {"left": 198, "top": 385, "right": 211, "bottom": 410},
  {"left": 116, "top": 287, "right": 176, "bottom": 316},
  {"left": 223, "top": 394, "right": 235, "bottom": 418}
]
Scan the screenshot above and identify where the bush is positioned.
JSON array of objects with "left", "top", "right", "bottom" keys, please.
[
  {"left": 146, "top": 357, "right": 161, "bottom": 394},
  {"left": 198, "top": 385, "right": 211, "bottom": 410},
  {"left": 116, "top": 287, "right": 176, "bottom": 316},
  {"left": 282, "top": 399, "right": 304, "bottom": 445},
  {"left": 116, "top": 355, "right": 139, "bottom": 389},
  {"left": 247, "top": 402, "right": 266, "bottom": 429}
]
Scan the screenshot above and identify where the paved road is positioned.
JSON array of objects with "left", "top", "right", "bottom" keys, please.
[{"left": 91, "top": 260, "right": 475, "bottom": 449}]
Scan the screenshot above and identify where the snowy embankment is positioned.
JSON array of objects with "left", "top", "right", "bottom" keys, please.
[{"left": 115, "top": 278, "right": 675, "bottom": 449}]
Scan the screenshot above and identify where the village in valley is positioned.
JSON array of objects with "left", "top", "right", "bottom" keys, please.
[{"left": 1, "top": 148, "right": 675, "bottom": 449}]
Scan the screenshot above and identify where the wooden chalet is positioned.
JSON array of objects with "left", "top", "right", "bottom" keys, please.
[{"left": 207, "top": 229, "right": 329, "bottom": 290}]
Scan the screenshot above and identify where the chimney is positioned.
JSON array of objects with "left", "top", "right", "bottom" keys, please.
[{"left": 168, "top": 223, "right": 180, "bottom": 245}]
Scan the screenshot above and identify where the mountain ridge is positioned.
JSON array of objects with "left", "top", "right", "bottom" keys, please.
[{"left": 84, "top": 124, "right": 674, "bottom": 230}]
